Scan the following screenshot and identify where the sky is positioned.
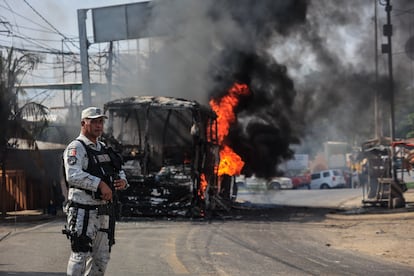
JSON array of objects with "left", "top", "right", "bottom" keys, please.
[
  {"left": 1, "top": 0, "right": 142, "bottom": 45},
  {"left": 0, "top": 0, "right": 150, "bottom": 110},
  {"left": 2, "top": 0, "right": 414, "bottom": 171}
]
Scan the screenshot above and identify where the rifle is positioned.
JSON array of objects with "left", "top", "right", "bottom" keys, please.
[
  {"left": 105, "top": 173, "right": 120, "bottom": 252},
  {"left": 100, "top": 145, "right": 124, "bottom": 251}
]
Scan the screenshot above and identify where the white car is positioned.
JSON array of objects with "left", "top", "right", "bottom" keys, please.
[
  {"left": 267, "top": 177, "right": 293, "bottom": 190},
  {"left": 310, "top": 169, "right": 346, "bottom": 189},
  {"left": 235, "top": 175, "right": 293, "bottom": 190}
]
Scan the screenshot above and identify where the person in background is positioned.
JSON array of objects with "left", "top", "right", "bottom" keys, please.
[
  {"left": 352, "top": 168, "right": 360, "bottom": 188},
  {"left": 62, "top": 107, "right": 128, "bottom": 275},
  {"left": 47, "top": 199, "right": 57, "bottom": 216}
]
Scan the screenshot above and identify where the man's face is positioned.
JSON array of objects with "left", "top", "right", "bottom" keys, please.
[{"left": 82, "top": 117, "right": 105, "bottom": 139}]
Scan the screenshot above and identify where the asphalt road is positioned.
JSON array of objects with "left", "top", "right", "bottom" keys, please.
[
  {"left": 0, "top": 189, "right": 413, "bottom": 275},
  {"left": 236, "top": 187, "right": 364, "bottom": 209}
]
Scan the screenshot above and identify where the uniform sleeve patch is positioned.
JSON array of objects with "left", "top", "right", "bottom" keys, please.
[
  {"left": 68, "top": 148, "right": 77, "bottom": 157},
  {"left": 68, "top": 156, "right": 77, "bottom": 165}
]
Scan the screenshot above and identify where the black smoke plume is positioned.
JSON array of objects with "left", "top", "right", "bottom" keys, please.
[
  {"left": 206, "top": 0, "right": 308, "bottom": 177},
  {"left": 138, "top": 0, "right": 412, "bottom": 177},
  {"left": 209, "top": 50, "right": 302, "bottom": 178}
]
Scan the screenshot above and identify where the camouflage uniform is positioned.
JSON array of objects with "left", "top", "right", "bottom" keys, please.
[{"left": 63, "top": 134, "right": 128, "bottom": 275}]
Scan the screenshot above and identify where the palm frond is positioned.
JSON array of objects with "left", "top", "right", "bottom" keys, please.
[{"left": 0, "top": 48, "right": 46, "bottom": 151}]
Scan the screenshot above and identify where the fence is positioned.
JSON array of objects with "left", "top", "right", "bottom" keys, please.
[
  {"left": 1, "top": 148, "right": 66, "bottom": 212},
  {"left": 0, "top": 170, "right": 27, "bottom": 211}
]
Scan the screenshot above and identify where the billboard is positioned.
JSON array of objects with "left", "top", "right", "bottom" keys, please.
[{"left": 92, "top": 1, "right": 167, "bottom": 43}]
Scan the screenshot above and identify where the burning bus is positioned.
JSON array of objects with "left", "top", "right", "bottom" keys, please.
[{"left": 102, "top": 96, "right": 238, "bottom": 217}]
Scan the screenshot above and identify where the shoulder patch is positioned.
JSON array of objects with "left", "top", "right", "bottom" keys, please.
[
  {"left": 68, "top": 156, "right": 77, "bottom": 165},
  {"left": 67, "top": 148, "right": 77, "bottom": 157}
]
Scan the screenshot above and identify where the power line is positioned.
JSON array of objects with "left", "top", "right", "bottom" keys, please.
[
  {"left": 1, "top": 35, "right": 67, "bottom": 55},
  {"left": 5, "top": 33, "right": 65, "bottom": 42},
  {"left": 3, "top": 1, "right": 115, "bottom": 80},
  {"left": 2, "top": 0, "right": 21, "bottom": 34},
  {"left": 0, "top": 2, "right": 75, "bottom": 55},
  {"left": 0, "top": 44, "right": 74, "bottom": 55},
  {"left": 11, "top": 24, "right": 57, "bottom": 35},
  {"left": 2, "top": 32, "right": 65, "bottom": 53},
  {"left": 22, "top": 0, "right": 79, "bottom": 51},
  {"left": 0, "top": 2, "right": 55, "bottom": 34}
]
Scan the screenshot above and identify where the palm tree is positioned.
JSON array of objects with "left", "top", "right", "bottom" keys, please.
[{"left": 0, "top": 47, "right": 49, "bottom": 218}]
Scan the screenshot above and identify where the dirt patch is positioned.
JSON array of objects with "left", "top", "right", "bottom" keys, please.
[{"left": 314, "top": 208, "right": 414, "bottom": 267}]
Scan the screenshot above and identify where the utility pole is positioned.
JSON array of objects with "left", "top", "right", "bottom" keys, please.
[
  {"left": 106, "top": 42, "right": 113, "bottom": 102},
  {"left": 374, "top": 0, "right": 382, "bottom": 139},
  {"left": 381, "top": 0, "right": 396, "bottom": 178},
  {"left": 77, "top": 9, "right": 92, "bottom": 107},
  {"left": 61, "top": 39, "right": 66, "bottom": 107}
]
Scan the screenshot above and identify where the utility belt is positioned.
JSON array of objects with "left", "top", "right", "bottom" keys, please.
[
  {"left": 68, "top": 185, "right": 102, "bottom": 200},
  {"left": 67, "top": 200, "right": 110, "bottom": 215}
]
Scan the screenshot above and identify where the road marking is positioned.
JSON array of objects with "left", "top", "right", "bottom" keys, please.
[
  {"left": 165, "top": 236, "right": 189, "bottom": 274},
  {"left": 0, "top": 220, "right": 55, "bottom": 241},
  {"left": 305, "top": 257, "right": 329, "bottom": 267}
]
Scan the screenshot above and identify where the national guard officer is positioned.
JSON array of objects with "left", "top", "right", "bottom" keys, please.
[{"left": 62, "top": 107, "right": 128, "bottom": 275}]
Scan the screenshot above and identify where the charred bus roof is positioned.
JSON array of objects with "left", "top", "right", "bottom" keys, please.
[{"left": 104, "top": 96, "right": 216, "bottom": 118}]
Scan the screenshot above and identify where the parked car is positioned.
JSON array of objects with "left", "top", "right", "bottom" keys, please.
[
  {"left": 286, "top": 171, "right": 311, "bottom": 189},
  {"left": 267, "top": 177, "right": 293, "bottom": 190},
  {"left": 235, "top": 175, "right": 293, "bottom": 190},
  {"left": 310, "top": 169, "right": 346, "bottom": 189}
]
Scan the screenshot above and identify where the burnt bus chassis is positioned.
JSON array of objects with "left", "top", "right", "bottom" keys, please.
[{"left": 102, "top": 96, "right": 235, "bottom": 218}]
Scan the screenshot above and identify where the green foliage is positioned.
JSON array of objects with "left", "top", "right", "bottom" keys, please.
[
  {"left": 0, "top": 48, "right": 48, "bottom": 154},
  {"left": 405, "top": 182, "right": 414, "bottom": 190},
  {"left": 399, "top": 113, "right": 414, "bottom": 139}
]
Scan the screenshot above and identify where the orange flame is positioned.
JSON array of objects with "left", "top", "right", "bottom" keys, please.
[
  {"left": 198, "top": 173, "right": 208, "bottom": 199},
  {"left": 209, "top": 83, "right": 250, "bottom": 176},
  {"left": 218, "top": 145, "right": 244, "bottom": 176},
  {"left": 209, "top": 83, "right": 250, "bottom": 143}
]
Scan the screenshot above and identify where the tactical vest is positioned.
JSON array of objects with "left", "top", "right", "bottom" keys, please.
[
  {"left": 65, "top": 139, "right": 123, "bottom": 195},
  {"left": 79, "top": 139, "right": 119, "bottom": 182}
]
